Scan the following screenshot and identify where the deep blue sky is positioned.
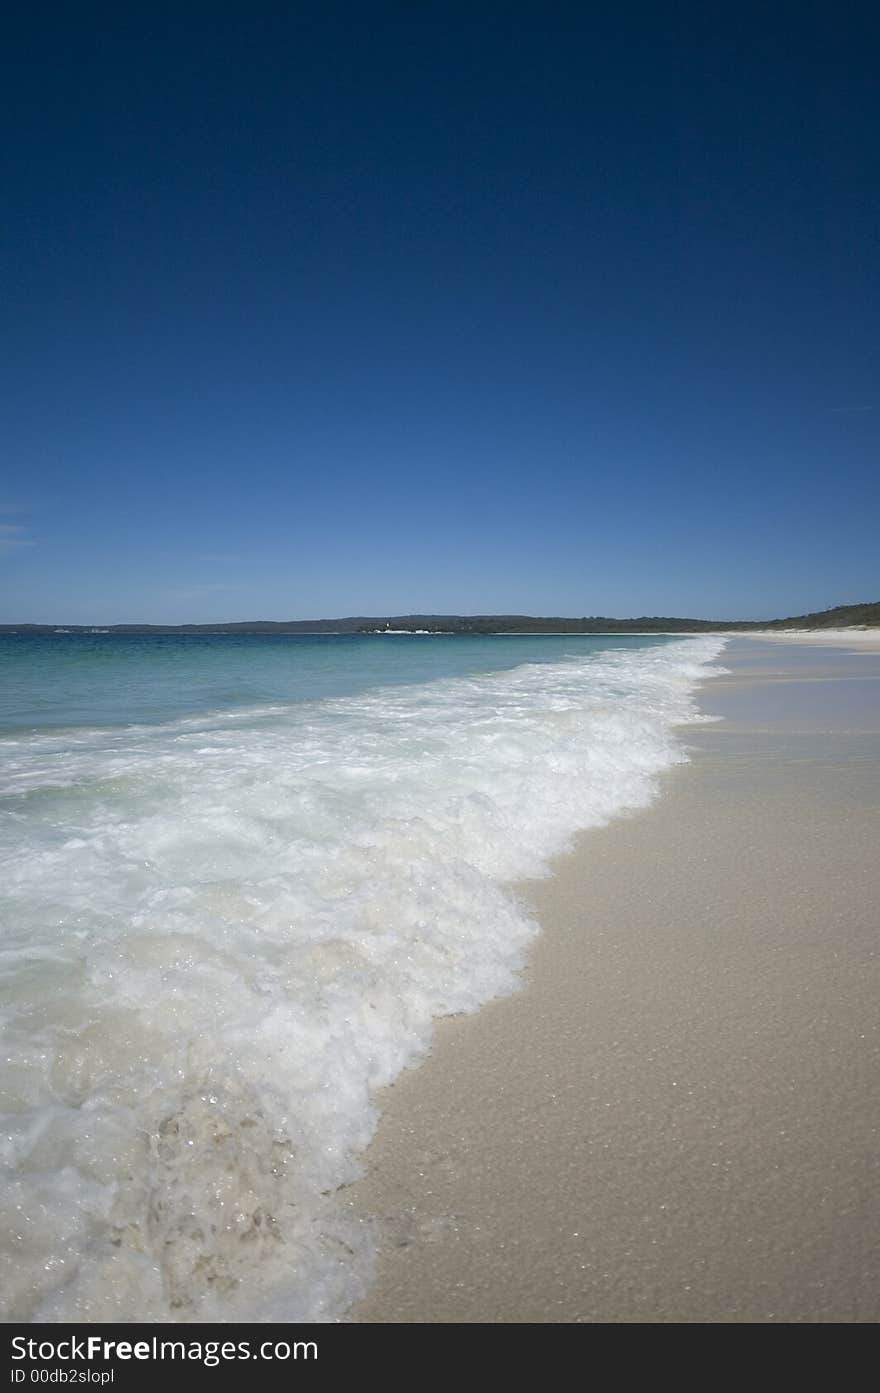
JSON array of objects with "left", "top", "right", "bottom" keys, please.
[{"left": 3, "top": 2, "right": 878, "bottom": 622}]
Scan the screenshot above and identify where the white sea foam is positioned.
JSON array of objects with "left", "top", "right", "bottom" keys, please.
[{"left": 0, "top": 636, "right": 727, "bottom": 1321}]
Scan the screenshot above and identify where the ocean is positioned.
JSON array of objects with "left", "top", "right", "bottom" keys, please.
[{"left": 0, "top": 630, "right": 727, "bottom": 1321}]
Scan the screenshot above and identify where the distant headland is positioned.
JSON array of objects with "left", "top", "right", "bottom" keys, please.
[{"left": 2, "top": 601, "right": 878, "bottom": 635}]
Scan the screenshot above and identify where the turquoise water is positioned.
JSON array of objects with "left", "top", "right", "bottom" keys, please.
[
  {"left": 0, "top": 631, "right": 677, "bottom": 732},
  {"left": 0, "top": 629, "right": 727, "bottom": 1321}
]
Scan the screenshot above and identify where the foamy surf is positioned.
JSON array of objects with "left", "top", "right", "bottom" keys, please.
[{"left": 0, "top": 635, "right": 727, "bottom": 1321}]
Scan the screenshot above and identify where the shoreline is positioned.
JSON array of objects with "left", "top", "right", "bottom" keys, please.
[
  {"left": 345, "top": 635, "right": 880, "bottom": 1321},
  {"left": 8, "top": 625, "right": 878, "bottom": 642}
]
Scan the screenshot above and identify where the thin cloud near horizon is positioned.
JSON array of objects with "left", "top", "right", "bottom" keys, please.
[{"left": 0, "top": 523, "right": 33, "bottom": 556}]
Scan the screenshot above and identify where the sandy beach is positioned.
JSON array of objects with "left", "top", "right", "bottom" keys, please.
[{"left": 348, "top": 635, "right": 880, "bottom": 1322}]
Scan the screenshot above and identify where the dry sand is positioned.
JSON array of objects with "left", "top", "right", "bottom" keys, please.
[
  {"left": 346, "top": 636, "right": 880, "bottom": 1322},
  {"left": 747, "top": 628, "right": 880, "bottom": 653}
]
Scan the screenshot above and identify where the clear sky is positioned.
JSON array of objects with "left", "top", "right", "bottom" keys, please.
[{"left": 3, "top": 2, "right": 878, "bottom": 623}]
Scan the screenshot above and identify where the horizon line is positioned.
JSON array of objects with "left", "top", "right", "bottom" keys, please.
[{"left": 1, "top": 600, "right": 878, "bottom": 632}]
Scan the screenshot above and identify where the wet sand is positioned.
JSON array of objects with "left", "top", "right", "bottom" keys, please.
[{"left": 347, "top": 636, "right": 880, "bottom": 1322}]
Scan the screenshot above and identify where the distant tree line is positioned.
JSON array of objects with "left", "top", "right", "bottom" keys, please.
[{"left": 2, "top": 600, "right": 877, "bottom": 635}]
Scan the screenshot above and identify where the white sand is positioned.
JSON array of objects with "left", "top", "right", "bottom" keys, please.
[
  {"left": 346, "top": 637, "right": 880, "bottom": 1322},
  {"left": 747, "top": 628, "right": 880, "bottom": 652}
]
